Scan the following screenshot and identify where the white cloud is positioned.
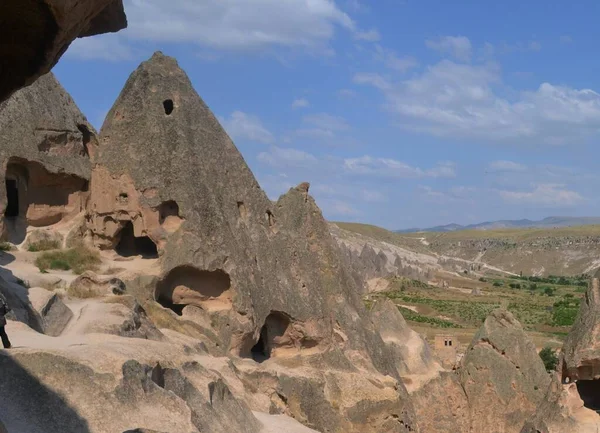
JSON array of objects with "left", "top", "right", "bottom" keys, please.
[
  {"left": 374, "top": 45, "right": 418, "bottom": 72},
  {"left": 296, "top": 113, "right": 350, "bottom": 139},
  {"left": 123, "top": 0, "right": 357, "bottom": 52},
  {"left": 66, "top": 34, "right": 134, "bottom": 61},
  {"left": 353, "top": 72, "right": 391, "bottom": 90},
  {"left": 344, "top": 156, "right": 456, "bottom": 178},
  {"left": 426, "top": 36, "right": 472, "bottom": 62},
  {"left": 498, "top": 184, "right": 585, "bottom": 206},
  {"left": 360, "top": 189, "right": 386, "bottom": 202},
  {"left": 257, "top": 146, "right": 318, "bottom": 168},
  {"left": 220, "top": 111, "right": 274, "bottom": 144},
  {"left": 292, "top": 98, "right": 310, "bottom": 109},
  {"left": 356, "top": 58, "right": 600, "bottom": 145},
  {"left": 417, "top": 185, "right": 477, "bottom": 203},
  {"left": 321, "top": 199, "right": 359, "bottom": 216},
  {"left": 355, "top": 29, "right": 381, "bottom": 42},
  {"left": 338, "top": 88, "right": 357, "bottom": 98},
  {"left": 489, "top": 160, "right": 527, "bottom": 172}
]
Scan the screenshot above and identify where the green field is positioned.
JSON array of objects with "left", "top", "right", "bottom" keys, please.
[{"left": 368, "top": 274, "right": 584, "bottom": 349}]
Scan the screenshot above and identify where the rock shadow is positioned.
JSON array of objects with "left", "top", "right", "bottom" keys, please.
[{"left": 0, "top": 353, "right": 91, "bottom": 432}]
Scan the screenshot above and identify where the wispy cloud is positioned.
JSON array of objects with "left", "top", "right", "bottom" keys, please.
[
  {"left": 498, "top": 184, "right": 585, "bottom": 206},
  {"left": 292, "top": 98, "right": 310, "bottom": 109},
  {"left": 426, "top": 35, "right": 472, "bottom": 62},
  {"left": 344, "top": 156, "right": 456, "bottom": 178},
  {"left": 220, "top": 111, "right": 274, "bottom": 144}
]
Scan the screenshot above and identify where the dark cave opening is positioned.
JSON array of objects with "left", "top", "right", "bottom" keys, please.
[
  {"left": 577, "top": 380, "right": 600, "bottom": 412},
  {"left": 163, "top": 99, "right": 174, "bottom": 115},
  {"left": 250, "top": 312, "right": 291, "bottom": 363},
  {"left": 4, "top": 179, "right": 18, "bottom": 218},
  {"left": 115, "top": 221, "right": 158, "bottom": 259}
]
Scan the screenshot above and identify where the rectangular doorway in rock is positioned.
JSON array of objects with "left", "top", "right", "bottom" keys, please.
[
  {"left": 115, "top": 221, "right": 158, "bottom": 259},
  {"left": 4, "top": 179, "right": 18, "bottom": 218}
]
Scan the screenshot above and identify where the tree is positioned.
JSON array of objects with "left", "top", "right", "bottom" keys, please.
[
  {"left": 539, "top": 347, "right": 558, "bottom": 372},
  {"left": 544, "top": 287, "right": 555, "bottom": 297}
]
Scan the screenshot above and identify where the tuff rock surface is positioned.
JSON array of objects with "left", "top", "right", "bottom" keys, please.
[
  {"left": 0, "top": 0, "right": 127, "bottom": 103},
  {"left": 459, "top": 309, "right": 551, "bottom": 433},
  {"left": 0, "top": 72, "right": 95, "bottom": 244}
]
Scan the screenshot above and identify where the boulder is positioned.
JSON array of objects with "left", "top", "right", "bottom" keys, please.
[
  {"left": 459, "top": 309, "right": 551, "bottom": 433},
  {"left": 410, "top": 372, "right": 470, "bottom": 433},
  {"left": 0, "top": 0, "right": 127, "bottom": 103},
  {"left": 28, "top": 287, "right": 73, "bottom": 336},
  {"left": 23, "top": 229, "right": 63, "bottom": 251},
  {"left": 370, "top": 299, "right": 440, "bottom": 378}
]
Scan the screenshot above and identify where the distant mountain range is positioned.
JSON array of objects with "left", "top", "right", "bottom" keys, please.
[{"left": 397, "top": 217, "right": 600, "bottom": 233}]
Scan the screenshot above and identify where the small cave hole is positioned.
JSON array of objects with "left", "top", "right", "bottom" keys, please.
[
  {"left": 115, "top": 221, "right": 158, "bottom": 259},
  {"left": 163, "top": 99, "right": 174, "bottom": 115},
  {"left": 155, "top": 266, "right": 232, "bottom": 315},
  {"left": 576, "top": 380, "right": 600, "bottom": 413},
  {"left": 250, "top": 312, "right": 291, "bottom": 363},
  {"left": 159, "top": 200, "right": 180, "bottom": 224},
  {"left": 4, "top": 179, "right": 19, "bottom": 218}
]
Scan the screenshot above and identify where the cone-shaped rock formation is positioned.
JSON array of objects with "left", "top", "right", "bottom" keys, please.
[
  {"left": 459, "top": 309, "right": 550, "bottom": 433},
  {"left": 86, "top": 52, "right": 419, "bottom": 432}
]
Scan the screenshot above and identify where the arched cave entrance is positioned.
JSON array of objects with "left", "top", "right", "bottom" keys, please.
[
  {"left": 250, "top": 312, "right": 291, "bottom": 363},
  {"left": 115, "top": 221, "right": 158, "bottom": 259},
  {"left": 155, "top": 266, "right": 232, "bottom": 315},
  {"left": 577, "top": 380, "right": 600, "bottom": 413},
  {"left": 3, "top": 158, "right": 88, "bottom": 243}
]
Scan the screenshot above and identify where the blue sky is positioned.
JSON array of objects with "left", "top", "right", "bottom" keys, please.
[{"left": 53, "top": 0, "right": 600, "bottom": 230}]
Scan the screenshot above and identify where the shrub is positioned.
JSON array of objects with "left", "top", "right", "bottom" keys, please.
[
  {"left": 492, "top": 281, "right": 503, "bottom": 287},
  {"left": 35, "top": 245, "right": 101, "bottom": 275},
  {"left": 539, "top": 347, "right": 558, "bottom": 372},
  {"left": 544, "top": 287, "right": 555, "bottom": 297},
  {"left": 479, "top": 277, "right": 487, "bottom": 282},
  {"left": 0, "top": 242, "right": 12, "bottom": 252},
  {"left": 28, "top": 239, "right": 61, "bottom": 252}
]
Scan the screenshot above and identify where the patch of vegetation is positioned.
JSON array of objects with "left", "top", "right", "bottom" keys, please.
[
  {"left": 539, "top": 347, "right": 559, "bottom": 372},
  {"left": 550, "top": 298, "right": 580, "bottom": 326},
  {"left": 513, "top": 274, "right": 589, "bottom": 288},
  {"left": 387, "top": 292, "right": 500, "bottom": 324},
  {"left": 35, "top": 245, "right": 101, "bottom": 275},
  {"left": 0, "top": 242, "right": 12, "bottom": 252},
  {"left": 28, "top": 239, "right": 61, "bottom": 252},
  {"left": 396, "top": 306, "right": 461, "bottom": 328}
]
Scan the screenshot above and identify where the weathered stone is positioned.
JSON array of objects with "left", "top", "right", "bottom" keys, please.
[
  {"left": 28, "top": 287, "right": 73, "bottom": 336},
  {"left": 410, "top": 372, "right": 470, "bottom": 433},
  {"left": 0, "top": 73, "right": 94, "bottom": 243},
  {"left": 459, "top": 309, "right": 551, "bottom": 433},
  {"left": 24, "top": 229, "right": 63, "bottom": 251},
  {"left": 69, "top": 272, "right": 125, "bottom": 298},
  {"left": 0, "top": 0, "right": 127, "bottom": 103}
]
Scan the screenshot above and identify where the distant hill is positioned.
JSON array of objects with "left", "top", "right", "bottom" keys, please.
[{"left": 396, "top": 217, "right": 600, "bottom": 233}]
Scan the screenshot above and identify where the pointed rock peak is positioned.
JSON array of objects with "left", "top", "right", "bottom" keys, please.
[{"left": 562, "top": 274, "right": 600, "bottom": 381}]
